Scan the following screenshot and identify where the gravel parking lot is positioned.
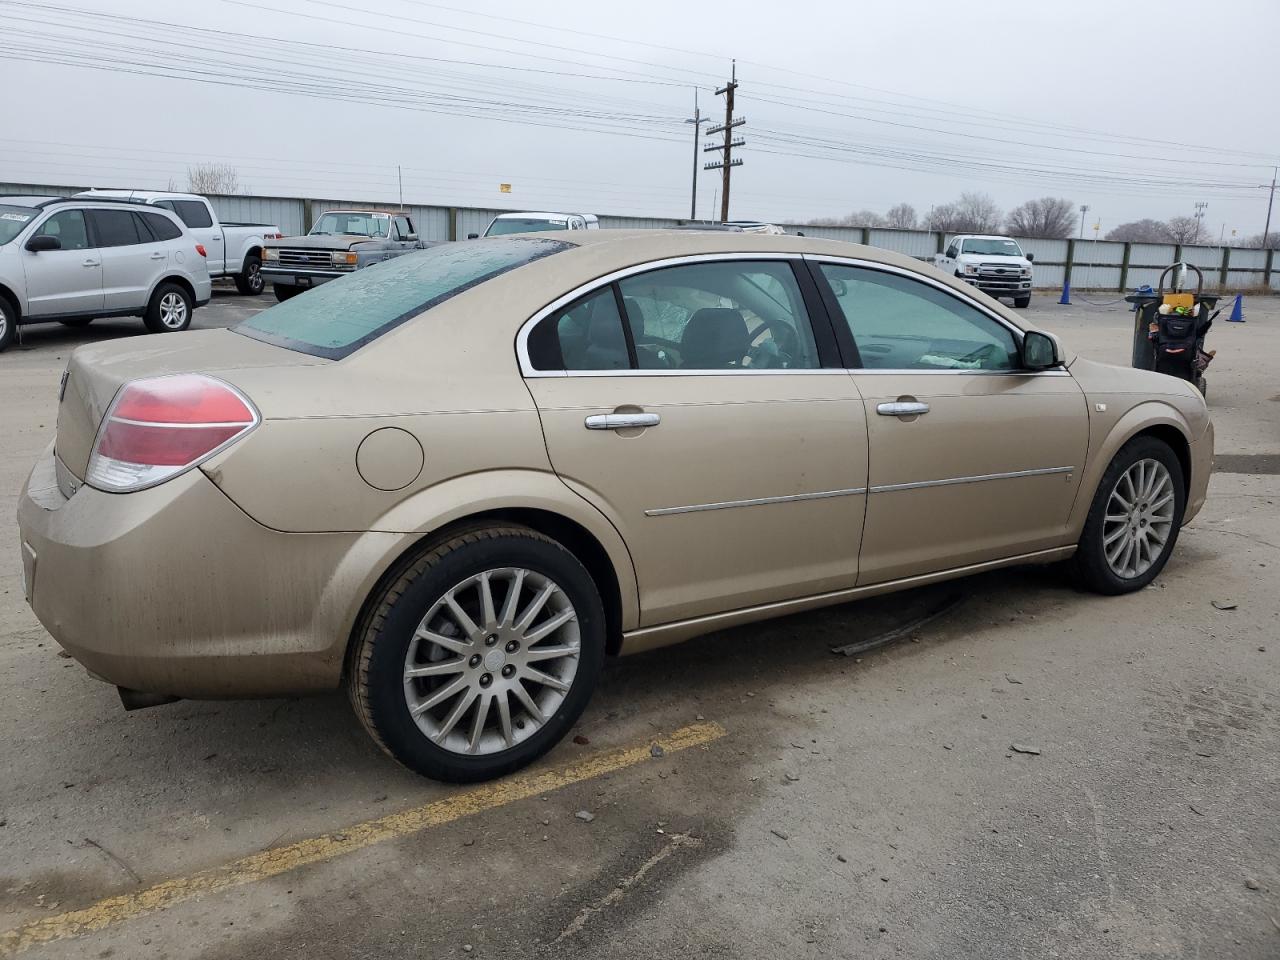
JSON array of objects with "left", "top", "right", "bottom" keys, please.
[{"left": 2, "top": 287, "right": 1277, "bottom": 959}]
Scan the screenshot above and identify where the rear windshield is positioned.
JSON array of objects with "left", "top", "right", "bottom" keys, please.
[
  {"left": 485, "top": 217, "right": 568, "bottom": 236},
  {"left": 0, "top": 204, "right": 36, "bottom": 246},
  {"left": 235, "top": 237, "right": 571, "bottom": 359}
]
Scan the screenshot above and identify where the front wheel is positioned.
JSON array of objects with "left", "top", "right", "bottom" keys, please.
[
  {"left": 1072, "top": 436, "right": 1186, "bottom": 594},
  {"left": 143, "top": 283, "right": 193, "bottom": 333},
  {"left": 235, "top": 254, "right": 265, "bottom": 295},
  {"left": 0, "top": 296, "right": 16, "bottom": 351},
  {"left": 348, "top": 526, "right": 606, "bottom": 782},
  {"left": 273, "top": 283, "right": 300, "bottom": 302},
  {"left": 1014, "top": 296, "right": 1031, "bottom": 309}
]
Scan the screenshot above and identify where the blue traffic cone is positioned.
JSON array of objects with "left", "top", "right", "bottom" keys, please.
[
  {"left": 1058, "top": 279, "right": 1071, "bottom": 305},
  {"left": 1227, "top": 294, "right": 1245, "bottom": 322}
]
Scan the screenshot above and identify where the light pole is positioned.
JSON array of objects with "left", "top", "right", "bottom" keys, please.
[
  {"left": 684, "top": 92, "right": 710, "bottom": 221},
  {"left": 1078, "top": 204, "right": 1090, "bottom": 239}
]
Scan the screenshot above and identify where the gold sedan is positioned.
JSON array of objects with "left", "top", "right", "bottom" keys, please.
[{"left": 17, "top": 232, "right": 1213, "bottom": 781}]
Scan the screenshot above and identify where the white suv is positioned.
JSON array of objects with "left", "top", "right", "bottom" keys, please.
[{"left": 0, "top": 195, "right": 211, "bottom": 351}]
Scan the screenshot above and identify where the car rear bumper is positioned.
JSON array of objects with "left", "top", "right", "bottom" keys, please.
[
  {"left": 1184, "top": 418, "right": 1213, "bottom": 524},
  {"left": 16, "top": 442, "right": 400, "bottom": 700}
]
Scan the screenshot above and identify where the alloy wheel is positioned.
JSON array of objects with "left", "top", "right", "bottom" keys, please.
[
  {"left": 248, "top": 262, "right": 263, "bottom": 293},
  {"left": 1103, "top": 458, "right": 1175, "bottom": 579},
  {"left": 159, "top": 292, "right": 188, "bottom": 329},
  {"left": 403, "top": 567, "right": 580, "bottom": 756}
]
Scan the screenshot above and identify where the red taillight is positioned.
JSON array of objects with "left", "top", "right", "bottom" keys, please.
[
  {"left": 86, "top": 375, "right": 258, "bottom": 492},
  {"left": 195, "top": 243, "right": 208, "bottom": 257}
]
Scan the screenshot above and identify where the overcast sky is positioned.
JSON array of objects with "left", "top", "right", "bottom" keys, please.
[{"left": 2, "top": 0, "right": 1277, "bottom": 237}]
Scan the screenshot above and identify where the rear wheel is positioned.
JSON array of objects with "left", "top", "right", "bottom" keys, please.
[
  {"left": 1014, "top": 296, "right": 1031, "bottom": 309},
  {"left": 1072, "top": 436, "right": 1185, "bottom": 594},
  {"left": 143, "top": 283, "right": 193, "bottom": 333},
  {"left": 348, "top": 526, "right": 606, "bottom": 782},
  {"left": 0, "top": 295, "right": 16, "bottom": 351},
  {"left": 273, "top": 283, "right": 300, "bottom": 302},
  {"left": 234, "top": 254, "right": 264, "bottom": 295}
]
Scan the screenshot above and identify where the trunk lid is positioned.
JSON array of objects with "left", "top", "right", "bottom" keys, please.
[{"left": 56, "top": 328, "right": 325, "bottom": 480}]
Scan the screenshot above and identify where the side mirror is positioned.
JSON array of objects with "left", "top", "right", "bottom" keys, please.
[
  {"left": 26, "top": 234, "right": 61, "bottom": 252},
  {"left": 1025, "top": 252, "right": 1035, "bottom": 262},
  {"left": 1022, "top": 330, "right": 1063, "bottom": 370},
  {"left": 404, "top": 233, "right": 418, "bottom": 242},
  {"left": 467, "top": 232, "right": 479, "bottom": 240}
]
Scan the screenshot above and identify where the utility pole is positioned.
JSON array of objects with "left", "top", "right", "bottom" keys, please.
[
  {"left": 704, "top": 61, "right": 744, "bottom": 222},
  {"left": 1263, "top": 165, "right": 1277, "bottom": 248},
  {"left": 1078, "top": 204, "right": 1090, "bottom": 239},
  {"left": 1193, "top": 201, "right": 1208, "bottom": 242},
  {"left": 685, "top": 91, "right": 709, "bottom": 220},
  {"left": 397, "top": 165, "right": 404, "bottom": 209}
]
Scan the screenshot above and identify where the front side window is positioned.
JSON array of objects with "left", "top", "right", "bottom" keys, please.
[
  {"left": 393, "top": 216, "right": 413, "bottom": 239},
  {"left": 34, "top": 210, "right": 89, "bottom": 250},
  {"left": 155, "top": 199, "right": 213, "bottom": 228},
  {"left": 311, "top": 212, "right": 390, "bottom": 238},
  {"left": 238, "top": 237, "right": 570, "bottom": 359},
  {"left": 89, "top": 209, "right": 142, "bottom": 247},
  {"left": 819, "top": 264, "right": 1019, "bottom": 371},
  {"left": 618, "top": 260, "right": 820, "bottom": 370}
]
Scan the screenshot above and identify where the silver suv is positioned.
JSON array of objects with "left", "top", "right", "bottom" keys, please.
[{"left": 0, "top": 195, "right": 212, "bottom": 352}]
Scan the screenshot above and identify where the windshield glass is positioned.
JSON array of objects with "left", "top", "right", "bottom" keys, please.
[
  {"left": 311, "top": 212, "right": 391, "bottom": 238},
  {"left": 961, "top": 238, "right": 1023, "bottom": 257},
  {"left": 236, "top": 237, "right": 571, "bottom": 359},
  {"left": 0, "top": 205, "right": 36, "bottom": 246},
  {"left": 485, "top": 217, "right": 568, "bottom": 236}
]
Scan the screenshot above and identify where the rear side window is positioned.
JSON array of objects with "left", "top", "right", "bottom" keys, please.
[
  {"left": 528, "top": 288, "right": 630, "bottom": 371},
  {"left": 89, "top": 209, "right": 142, "bottom": 247},
  {"left": 237, "top": 237, "right": 571, "bottom": 359},
  {"left": 139, "top": 211, "right": 182, "bottom": 241}
]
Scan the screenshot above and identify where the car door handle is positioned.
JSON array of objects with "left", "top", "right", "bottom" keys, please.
[
  {"left": 584, "top": 412, "right": 661, "bottom": 430},
  {"left": 876, "top": 401, "right": 930, "bottom": 417},
  {"left": 81, "top": 258, "right": 99, "bottom": 267},
  {"left": 149, "top": 252, "right": 165, "bottom": 260}
]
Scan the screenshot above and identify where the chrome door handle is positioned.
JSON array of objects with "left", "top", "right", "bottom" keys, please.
[
  {"left": 149, "top": 252, "right": 165, "bottom": 260},
  {"left": 584, "top": 412, "right": 661, "bottom": 430},
  {"left": 82, "top": 259, "right": 99, "bottom": 267},
  {"left": 876, "top": 401, "right": 930, "bottom": 417}
]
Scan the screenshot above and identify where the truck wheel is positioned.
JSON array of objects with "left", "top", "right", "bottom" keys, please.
[
  {"left": 348, "top": 525, "right": 606, "bottom": 782},
  {"left": 143, "top": 283, "right": 193, "bottom": 333},
  {"left": 235, "top": 254, "right": 265, "bottom": 295},
  {"left": 273, "top": 284, "right": 301, "bottom": 302},
  {"left": 1014, "top": 296, "right": 1031, "bottom": 309},
  {"left": 0, "top": 295, "right": 16, "bottom": 352}
]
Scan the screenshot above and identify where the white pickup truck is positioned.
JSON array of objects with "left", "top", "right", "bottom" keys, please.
[
  {"left": 934, "top": 234, "right": 1034, "bottom": 308},
  {"left": 75, "top": 190, "right": 281, "bottom": 295}
]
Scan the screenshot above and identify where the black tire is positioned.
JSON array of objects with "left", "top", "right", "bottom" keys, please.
[
  {"left": 1071, "top": 436, "right": 1186, "bottom": 595},
  {"left": 348, "top": 525, "right": 607, "bottom": 782},
  {"left": 59, "top": 318, "right": 93, "bottom": 328},
  {"left": 0, "top": 295, "right": 16, "bottom": 352},
  {"left": 143, "top": 282, "right": 193, "bottom": 334},
  {"left": 234, "top": 254, "right": 265, "bottom": 295},
  {"left": 1014, "top": 296, "right": 1031, "bottom": 309},
  {"left": 273, "top": 283, "right": 300, "bottom": 302}
]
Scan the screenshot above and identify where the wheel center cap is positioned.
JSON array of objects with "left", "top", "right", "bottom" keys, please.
[{"left": 483, "top": 649, "right": 506, "bottom": 672}]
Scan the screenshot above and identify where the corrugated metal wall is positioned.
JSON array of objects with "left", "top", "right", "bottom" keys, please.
[{"left": 7, "top": 181, "right": 1276, "bottom": 291}]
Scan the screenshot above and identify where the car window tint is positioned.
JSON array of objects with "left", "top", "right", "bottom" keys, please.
[
  {"left": 238, "top": 237, "right": 571, "bottom": 360},
  {"left": 140, "top": 211, "right": 182, "bottom": 241},
  {"left": 171, "top": 199, "right": 213, "bottom": 228},
  {"left": 528, "top": 288, "right": 629, "bottom": 371},
  {"left": 819, "top": 264, "right": 1019, "bottom": 371},
  {"left": 90, "top": 209, "right": 142, "bottom": 247},
  {"left": 35, "top": 210, "right": 89, "bottom": 251},
  {"left": 394, "top": 216, "right": 413, "bottom": 239},
  {"left": 616, "top": 261, "right": 820, "bottom": 371}
]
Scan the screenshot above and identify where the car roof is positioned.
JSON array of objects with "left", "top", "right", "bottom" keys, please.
[
  {"left": 317, "top": 209, "right": 401, "bottom": 216},
  {"left": 76, "top": 189, "right": 204, "bottom": 202},
  {"left": 0, "top": 195, "right": 62, "bottom": 207},
  {"left": 491, "top": 212, "right": 594, "bottom": 221},
  {"left": 0, "top": 194, "right": 166, "bottom": 209}
]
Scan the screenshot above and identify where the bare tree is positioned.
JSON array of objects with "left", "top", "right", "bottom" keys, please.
[
  {"left": 955, "top": 192, "right": 1003, "bottom": 233},
  {"left": 1246, "top": 231, "right": 1280, "bottom": 249},
  {"left": 925, "top": 203, "right": 965, "bottom": 232},
  {"left": 1106, "top": 219, "right": 1173, "bottom": 242},
  {"left": 840, "top": 209, "right": 886, "bottom": 227},
  {"left": 884, "top": 202, "right": 917, "bottom": 229},
  {"left": 1005, "top": 197, "right": 1074, "bottom": 238},
  {"left": 187, "top": 163, "right": 240, "bottom": 195},
  {"left": 1164, "top": 215, "right": 1205, "bottom": 245}
]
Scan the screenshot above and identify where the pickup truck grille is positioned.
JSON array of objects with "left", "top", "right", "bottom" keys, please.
[
  {"left": 276, "top": 248, "right": 333, "bottom": 268},
  {"left": 976, "top": 262, "right": 1022, "bottom": 279}
]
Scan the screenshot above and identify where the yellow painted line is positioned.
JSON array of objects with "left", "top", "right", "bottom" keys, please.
[{"left": 0, "top": 721, "right": 726, "bottom": 957}]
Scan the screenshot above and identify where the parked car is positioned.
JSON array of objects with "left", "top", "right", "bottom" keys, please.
[
  {"left": 471, "top": 212, "right": 599, "bottom": 238},
  {"left": 76, "top": 190, "right": 280, "bottom": 296},
  {"left": 0, "top": 195, "right": 210, "bottom": 351},
  {"left": 263, "top": 209, "right": 431, "bottom": 301},
  {"left": 934, "top": 234, "right": 1035, "bottom": 308},
  {"left": 721, "top": 220, "right": 786, "bottom": 235},
  {"left": 19, "top": 232, "right": 1212, "bottom": 782}
]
